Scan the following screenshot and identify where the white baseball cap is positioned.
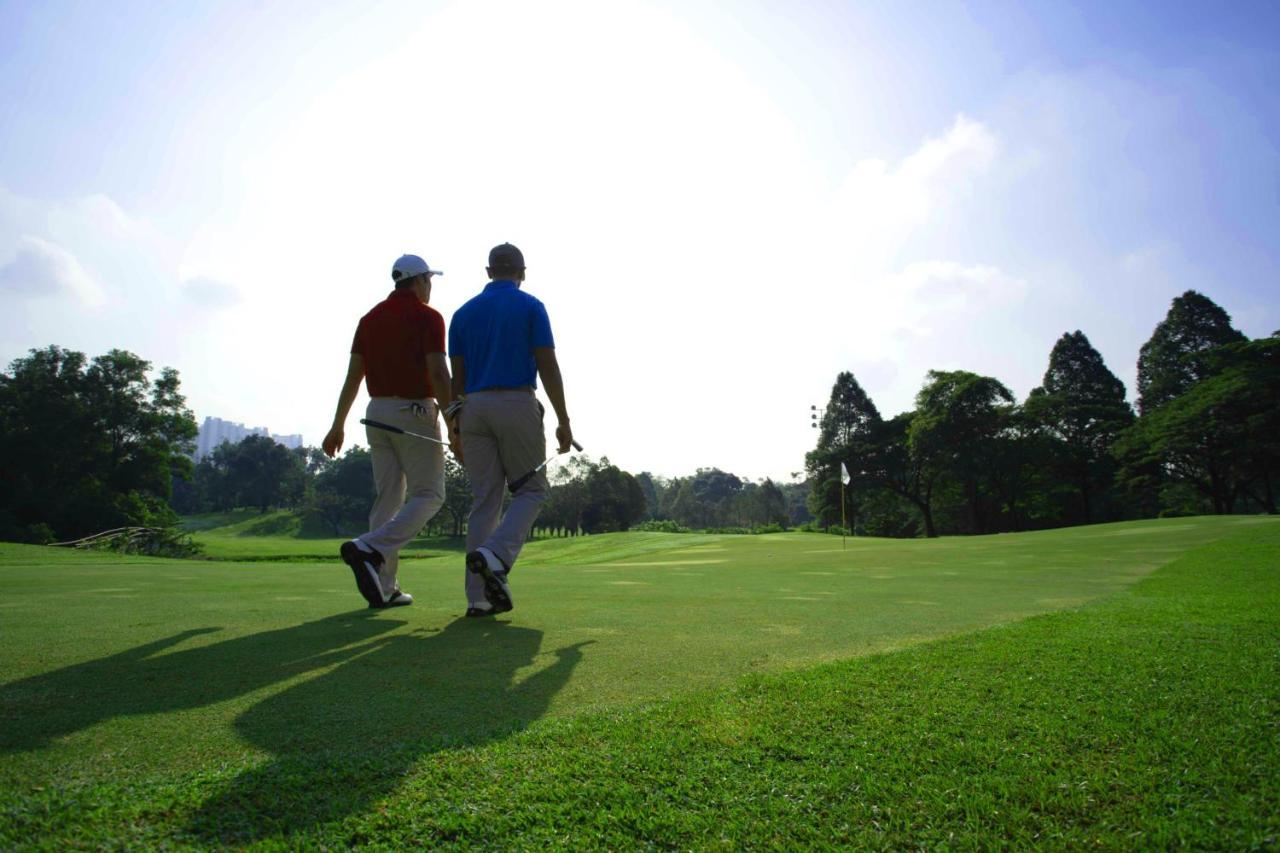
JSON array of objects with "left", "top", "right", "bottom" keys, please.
[{"left": 391, "top": 254, "right": 443, "bottom": 282}]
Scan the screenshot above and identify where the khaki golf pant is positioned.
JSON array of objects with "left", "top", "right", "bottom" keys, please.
[
  {"left": 460, "top": 390, "right": 549, "bottom": 607},
  {"left": 362, "top": 396, "right": 446, "bottom": 596}
]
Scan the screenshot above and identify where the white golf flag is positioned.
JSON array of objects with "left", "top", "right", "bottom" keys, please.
[{"left": 840, "top": 462, "right": 851, "bottom": 485}]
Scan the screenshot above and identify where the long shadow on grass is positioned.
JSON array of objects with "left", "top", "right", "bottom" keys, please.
[
  {"left": 186, "top": 617, "right": 591, "bottom": 844},
  {"left": 0, "top": 611, "right": 401, "bottom": 752}
]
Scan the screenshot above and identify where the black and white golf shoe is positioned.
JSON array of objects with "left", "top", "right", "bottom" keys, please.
[
  {"left": 382, "top": 590, "right": 413, "bottom": 608},
  {"left": 341, "top": 540, "right": 386, "bottom": 608},
  {"left": 466, "top": 549, "right": 513, "bottom": 613}
]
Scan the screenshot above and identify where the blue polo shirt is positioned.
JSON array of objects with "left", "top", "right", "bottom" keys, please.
[{"left": 448, "top": 280, "right": 555, "bottom": 393}]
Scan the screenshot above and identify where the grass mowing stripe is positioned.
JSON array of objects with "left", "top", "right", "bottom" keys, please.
[{"left": 2, "top": 522, "right": 1276, "bottom": 847}]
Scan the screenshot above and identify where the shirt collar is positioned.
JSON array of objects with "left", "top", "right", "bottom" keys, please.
[
  {"left": 484, "top": 279, "right": 518, "bottom": 292},
  {"left": 388, "top": 288, "right": 423, "bottom": 302}
]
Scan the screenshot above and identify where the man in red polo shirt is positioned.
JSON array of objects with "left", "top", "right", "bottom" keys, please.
[{"left": 322, "top": 253, "right": 458, "bottom": 608}]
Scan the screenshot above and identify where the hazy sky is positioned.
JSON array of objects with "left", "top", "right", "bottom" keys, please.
[{"left": 2, "top": 0, "right": 1277, "bottom": 481}]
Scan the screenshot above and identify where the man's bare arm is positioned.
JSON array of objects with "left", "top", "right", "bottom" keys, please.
[
  {"left": 534, "top": 346, "right": 573, "bottom": 453},
  {"left": 427, "top": 352, "right": 462, "bottom": 458},
  {"left": 323, "top": 353, "right": 364, "bottom": 458},
  {"left": 450, "top": 356, "right": 467, "bottom": 402}
]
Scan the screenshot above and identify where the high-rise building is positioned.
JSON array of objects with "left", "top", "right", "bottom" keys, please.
[{"left": 193, "top": 417, "right": 303, "bottom": 460}]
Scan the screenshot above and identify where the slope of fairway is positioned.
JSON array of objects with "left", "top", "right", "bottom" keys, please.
[
  {"left": 1, "top": 517, "right": 1276, "bottom": 846},
  {"left": 182, "top": 509, "right": 465, "bottom": 562}
]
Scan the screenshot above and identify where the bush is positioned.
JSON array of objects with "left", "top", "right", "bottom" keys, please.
[
  {"left": 752, "top": 523, "right": 785, "bottom": 534},
  {"left": 632, "top": 519, "right": 691, "bottom": 533}
]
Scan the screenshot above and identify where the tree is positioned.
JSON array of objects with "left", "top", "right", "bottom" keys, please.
[
  {"left": 805, "top": 372, "right": 882, "bottom": 527},
  {"left": 581, "top": 463, "right": 647, "bottom": 533},
  {"left": 205, "top": 434, "right": 305, "bottom": 512},
  {"left": 910, "top": 370, "right": 1015, "bottom": 534},
  {"left": 667, "top": 468, "right": 744, "bottom": 529},
  {"left": 539, "top": 455, "right": 598, "bottom": 536},
  {"left": 1025, "top": 331, "right": 1135, "bottom": 523},
  {"left": 1116, "top": 335, "right": 1280, "bottom": 515},
  {"left": 860, "top": 412, "right": 942, "bottom": 538},
  {"left": 0, "top": 346, "right": 197, "bottom": 541},
  {"left": 440, "top": 456, "right": 473, "bottom": 536},
  {"left": 634, "top": 471, "right": 662, "bottom": 520},
  {"left": 751, "top": 478, "right": 788, "bottom": 529},
  {"left": 1136, "top": 290, "right": 1246, "bottom": 415},
  {"left": 305, "top": 447, "right": 375, "bottom": 535}
]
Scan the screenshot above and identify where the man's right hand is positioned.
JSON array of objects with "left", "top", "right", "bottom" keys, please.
[
  {"left": 322, "top": 426, "right": 343, "bottom": 458},
  {"left": 555, "top": 422, "right": 574, "bottom": 454}
]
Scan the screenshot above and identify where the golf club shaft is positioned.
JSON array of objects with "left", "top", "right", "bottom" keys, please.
[
  {"left": 508, "top": 440, "right": 584, "bottom": 494},
  {"left": 360, "top": 418, "right": 451, "bottom": 447}
]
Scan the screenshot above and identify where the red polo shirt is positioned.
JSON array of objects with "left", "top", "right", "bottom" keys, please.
[{"left": 351, "top": 289, "right": 446, "bottom": 399}]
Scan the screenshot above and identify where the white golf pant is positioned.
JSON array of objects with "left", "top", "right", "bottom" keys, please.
[
  {"left": 362, "top": 397, "right": 446, "bottom": 596},
  {"left": 460, "top": 390, "right": 549, "bottom": 607}
]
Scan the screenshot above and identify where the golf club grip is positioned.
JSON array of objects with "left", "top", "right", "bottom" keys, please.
[
  {"left": 360, "top": 418, "right": 405, "bottom": 435},
  {"left": 507, "top": 472, "right": 535, "bottom": 494}
]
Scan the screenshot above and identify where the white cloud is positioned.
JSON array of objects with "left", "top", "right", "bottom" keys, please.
[
  {"left": 826, "top": 115, "right": 999, "bottom": 275},
  {"left": 0, "top": 235, "right": 105, "bottom": 307}
]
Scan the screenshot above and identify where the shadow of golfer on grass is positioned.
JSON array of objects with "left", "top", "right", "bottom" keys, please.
[
  {"left": 186, "top": 617, "right": 591, "bottom": 845},
  {"left": 0, "top": 611, "right": 401, "bottom": 753}
]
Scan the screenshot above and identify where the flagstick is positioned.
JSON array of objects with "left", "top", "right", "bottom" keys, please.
[{"left": 841, "top": 481, "right": 847, "bottom": 551}]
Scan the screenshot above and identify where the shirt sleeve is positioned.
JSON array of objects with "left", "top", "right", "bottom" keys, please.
[
  {"left": 350, "top": 321, "right": 364, "bottom": 356},
  {"left": 423, "top": 308, "right": 446, "bottom": 355},
  {"left": 530, "top": 300, "right": 555, "bottom": 349}
]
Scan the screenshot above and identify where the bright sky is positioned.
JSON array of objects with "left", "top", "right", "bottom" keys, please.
[{"left": 2, "top": 0, "right": 1278, "bottom": 482}]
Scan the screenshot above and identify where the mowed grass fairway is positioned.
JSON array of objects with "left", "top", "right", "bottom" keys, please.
[{"left": 1, "top": 517, "right": 1277, "bottom": 847}]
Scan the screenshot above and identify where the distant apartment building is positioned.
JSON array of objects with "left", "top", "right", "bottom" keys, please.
[{"left": 193, "top": 416, "right": 304, "bottom": 460}]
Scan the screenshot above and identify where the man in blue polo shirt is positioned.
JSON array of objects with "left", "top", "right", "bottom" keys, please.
[{"left": 448, "top": 243, "right": 574, "bottom": 616}]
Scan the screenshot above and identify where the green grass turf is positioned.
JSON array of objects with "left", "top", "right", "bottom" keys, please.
[
  {"left": 183, "top": 509, "right": 465, "bottom": 562},
  {"left": 1, "top": 516, "right": 1276, "bottom": 846}
]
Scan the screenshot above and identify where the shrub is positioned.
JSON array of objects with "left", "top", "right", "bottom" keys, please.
[{"left": 632, "top": 519, "right": 691, "bottom": 533}]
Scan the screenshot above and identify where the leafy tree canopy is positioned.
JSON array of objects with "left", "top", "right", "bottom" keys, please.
[
  {"left": 0, "top": 345, "right": 197, "bottom": 541},
  {"left": 1136, "top": 290, "right": 1246, "bottom": 415}
]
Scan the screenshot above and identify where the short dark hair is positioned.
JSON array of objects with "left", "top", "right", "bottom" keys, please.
[{"left": 394, "top": 272, "right": 426, "bottom": 290}]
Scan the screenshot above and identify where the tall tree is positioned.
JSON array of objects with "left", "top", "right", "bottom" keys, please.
[
  {"left": 805, "top": 371, "right": 882, "bottom": 527},
  {"left": 1116, "top": 335, "right": 1280, "bottom": 515},
  {"left": 1136, "top": 290, "right": 1246, "bottom": 415},
  {"left": 1026, "top": 331, "right": 1135, "bottom": 523},
  {"left": 910, "top": 370, "right": 1015, "bottom": 534}
]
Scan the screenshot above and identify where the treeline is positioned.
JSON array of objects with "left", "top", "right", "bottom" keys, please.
[
  {"left": 806, "top": 290, "right": 1278, "bottom": 537},
  {"left": 172, "top": 440, "right": 475, "bottom": 538},
  {"left": 534, "top": 463, "right": 812, "bottom": 537},
  {"left": 7, "top": 288, "right": 1268, "bottom": 547},
  {"left": 173, "top": 440, "right": 811, "bottom": 539}
]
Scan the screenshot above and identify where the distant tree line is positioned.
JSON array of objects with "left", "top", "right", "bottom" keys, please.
[
  {"left": 11, "top": 288, "right": 1265, "bottom": 547},
  {"left": 806, "top": 290, "right": 1278, "bottom": 537}
]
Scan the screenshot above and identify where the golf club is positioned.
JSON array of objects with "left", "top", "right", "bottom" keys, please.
[
  {"left": 508, "top": 439, "right": 584, "bottom": 494},
  {"left": 360, "top": 418, "right": 451, "bottom": 447}
]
